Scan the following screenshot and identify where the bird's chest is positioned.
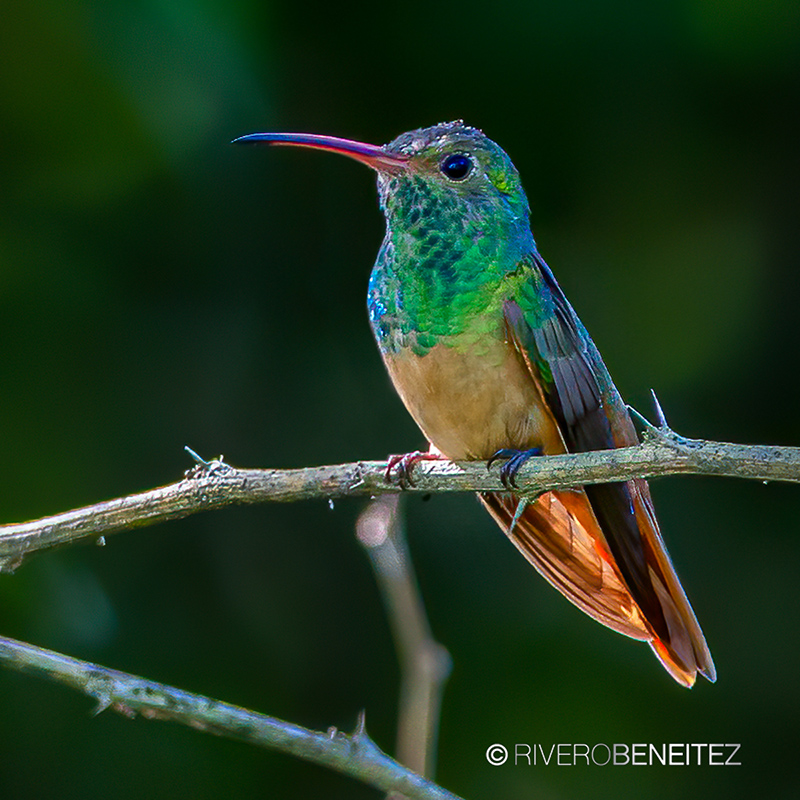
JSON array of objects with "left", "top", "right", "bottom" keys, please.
[{"left": 381, "top": 327, "right": 564, "bottom": 461}]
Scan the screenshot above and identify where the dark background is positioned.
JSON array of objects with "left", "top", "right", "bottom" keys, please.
[{"left": 2, "top": 1, "right": 799, "bottom": 797}]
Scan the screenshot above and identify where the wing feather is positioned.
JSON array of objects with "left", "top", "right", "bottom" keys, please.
[{"left": 496, "top": 252, "right": 715, "bottom": 685}]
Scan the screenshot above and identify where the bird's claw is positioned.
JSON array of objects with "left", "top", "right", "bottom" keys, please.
[
  {"left": 487, "top": 447, "right": 542, "bottom": 489},
  {"left": 385, "top": 450, "right": 443, "bottom": 488}
]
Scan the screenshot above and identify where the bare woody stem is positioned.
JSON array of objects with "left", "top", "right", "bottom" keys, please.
[
  {"left": 1, "top": 428, "right": 799, "bottom": 573},
  {"left": 0, "top": 636, "right": 463, "bottom": 800},
  {"left": 357, "top": 496, "right": 453, "bottom": 780}
]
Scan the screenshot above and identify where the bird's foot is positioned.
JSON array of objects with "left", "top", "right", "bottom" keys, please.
[
  {"left": 487, "top": 447, "right": 542, "bottom": 489},
  {"left": 386, "top": 449, "right": 446, "bottom": 488}
]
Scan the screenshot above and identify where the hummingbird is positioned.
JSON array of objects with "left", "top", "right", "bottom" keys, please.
[{"left": 234, "top": 121, "right": 715, "bottom": 688}]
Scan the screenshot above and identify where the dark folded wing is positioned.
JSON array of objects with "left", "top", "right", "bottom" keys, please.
[{"left": 499, "top": 252, "right": 715, "bottom": 684}]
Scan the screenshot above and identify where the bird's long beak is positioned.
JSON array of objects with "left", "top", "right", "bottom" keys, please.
[{"left": 232, "top": 132, "right": 409, "bottom": 174}]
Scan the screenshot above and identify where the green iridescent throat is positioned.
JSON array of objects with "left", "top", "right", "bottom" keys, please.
[{"left": 368, "top": 172, "right": 535, "bottom": 357}]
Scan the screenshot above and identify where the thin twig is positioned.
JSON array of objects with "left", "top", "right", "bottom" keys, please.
[
  {"left": 0, "top": 635, "right": 464, "bottom": 800},
  {"left": 357, "top": 496, "right": 452, "bottom": 781},
  {"left": 2, "top": 430, "right": 799, "bottom": 572}
]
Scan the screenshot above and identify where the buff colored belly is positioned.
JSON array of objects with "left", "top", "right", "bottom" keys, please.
[{"left": 382, "top": 336, "right": 565, "bottom": 461}]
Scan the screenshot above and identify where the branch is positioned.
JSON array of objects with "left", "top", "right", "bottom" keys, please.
[
  {"left": 357, "top": 496, "right": 452, "bottom": 780},
  {"left": 0, "top": 635, "right": 464, "bottom": 800},
  {"left": 2, "top": 429, "right": 799, "bottom": 572}
]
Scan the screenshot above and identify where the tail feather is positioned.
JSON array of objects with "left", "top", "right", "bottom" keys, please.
[{"left": 481, "top": 483, "right": 715, "bottom": 687}]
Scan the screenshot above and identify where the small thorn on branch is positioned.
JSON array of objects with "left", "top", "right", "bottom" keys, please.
[
  {"left": 650, "top": 388, "right": 669, "bottom": 430},
  {"left": 353, "top": 708, "right": 368, "bottom": 740},
  {"left": 509, "top": 496, "right": 531, "bottom": 534},
  {"left": 184, "top": 446, "right": 231, "bottom": 476}
]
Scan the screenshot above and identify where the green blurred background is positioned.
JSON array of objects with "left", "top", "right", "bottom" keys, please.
[{"left": 1, "top": 1, "right": 799, "bottom": 797}]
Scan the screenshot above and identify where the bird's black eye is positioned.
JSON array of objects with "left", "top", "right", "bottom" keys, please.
[{"left": 440, "top": 153, "right": 473, "bottom": 181}]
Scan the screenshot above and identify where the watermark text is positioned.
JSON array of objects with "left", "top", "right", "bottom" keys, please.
[{"left": 486, "top": 742, "right": 741, "bottom": 767}]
